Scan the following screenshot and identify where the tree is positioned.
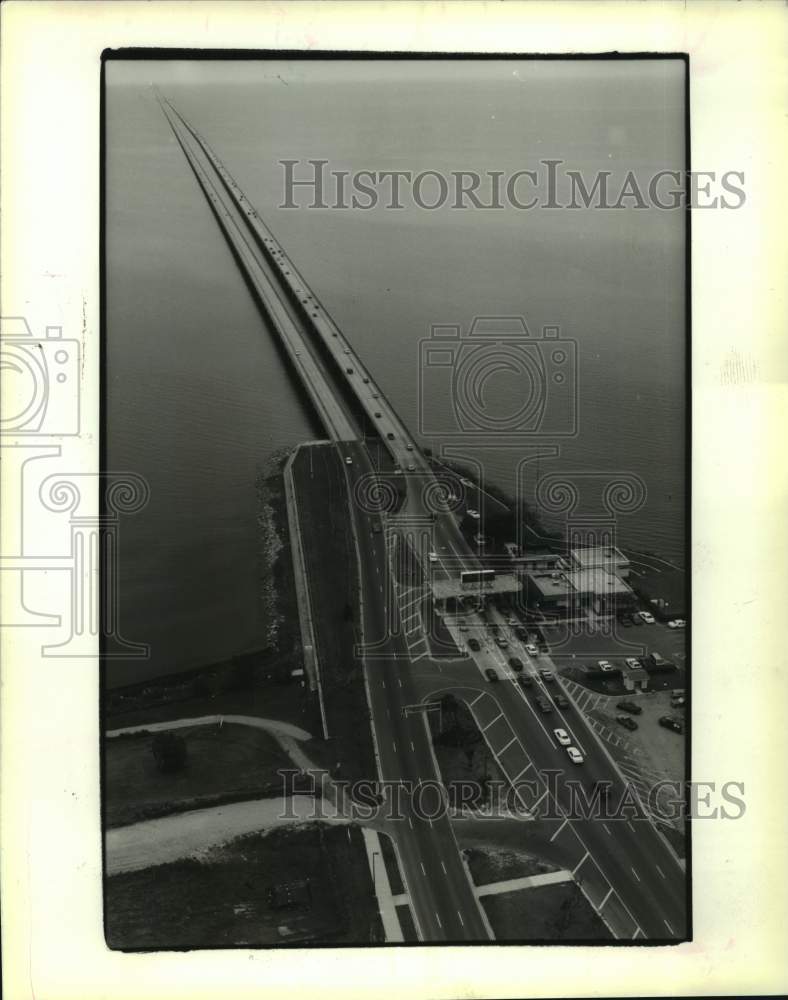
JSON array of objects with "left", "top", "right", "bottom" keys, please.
[{"left": 152, "top": 731, "right": 188, "bottom": 773}]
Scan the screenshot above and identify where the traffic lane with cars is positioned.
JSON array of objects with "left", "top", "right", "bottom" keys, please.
[{"left": 443, "top": 618, "right": 687, "bottom": 938}]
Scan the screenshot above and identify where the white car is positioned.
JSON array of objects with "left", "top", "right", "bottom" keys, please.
[
  {"left": 566, "top": 746, "right": 584, "bottom": 765},
  {"left": 553, "top": 728, "right": 571, "bottom": 747},
  {"left": 625, "top": 657, "right": 641, "bottom": 670},
  {"left": 344, "top": 456, "right": 353, "bottom": 465},
  {"left": 460, "top": 478, "right": 473, "bottom": 487},
  {"left": 525, "top": 643, "right": 539, "bottom": 656},
  {"left": 428, "top": 552, "right": 438, "bottom": 564},
  {"left": 638, "top": 611, "right": 656, "bottom": 624},
  {"left": 407, "top": 464, "right": 416, "bottom": 471},
  {"left": 597, "top": 659, "right": 615, "bottom": 672},
  {"left": 467, "top": 510, "right": 481, "bottom": 520},
  {"left": 667, "top": 618, "right": 686, "bottom": 629}
]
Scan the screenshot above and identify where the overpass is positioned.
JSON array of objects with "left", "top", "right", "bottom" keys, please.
[{"left": 158, "top": 95, "right": 687, "bottom": 942}]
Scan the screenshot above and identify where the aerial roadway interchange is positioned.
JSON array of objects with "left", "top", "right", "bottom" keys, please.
[{"left": 160, "top": 95, "right": 687, "bottom": 943}]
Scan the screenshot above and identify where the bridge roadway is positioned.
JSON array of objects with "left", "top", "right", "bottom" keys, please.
[
  {"left": 161, "top": 97, "right": 687, "bottom": 941},
  {"left": 159, "top": 96, "right": 490, "bottom": 941}
]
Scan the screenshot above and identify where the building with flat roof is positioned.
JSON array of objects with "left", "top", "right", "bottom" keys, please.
[
  {"left": 570, "top": 545, "right": 630, "bottom": 579},
  {"left": 431, "top": 573, "right": 521, "bottom": 610},
  {"left": 525, "top": 571, "right": 575, "bottom": 611},
  {"left": 565, "top": 567, "right": 636, "bottom": 613}
]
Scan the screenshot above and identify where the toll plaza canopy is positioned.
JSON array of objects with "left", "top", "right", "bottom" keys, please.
[{"left": 430, "top": 574, "right": 521, "bottom": 603}]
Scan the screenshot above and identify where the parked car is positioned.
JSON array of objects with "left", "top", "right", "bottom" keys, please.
[
  {"left": 515, "top": 626, "right": 528, "bottom": 640},
  {"left": 638, "top": 611, "right": 656, "bottom": 624},
  {"left": 372, "top": 523, "right": 382, "bottom": 534},
  {"left": 362, "top": 377, "right": 370, "bottom": 384},
  {"left": 625, "top": 657, "right": 641, "bottom": 670},
  {"left": 597, "top": 660, "right": 615, "bottom": 673},
  {"left": 539, "top": 669, "right": 555, "bottom": 683},
  {"left": 671, "top": 695, "right": 686, "bottom": 708},
  {"left": 495, "top": 637, "right": 509, "bottom": 649},
  {"left": 631, "top": 613, "right": 644, "bottom": 626},
  {"left": 467, "top": 510, "right": 481, "bottom": 520},
  {"left": 619, "top": 616, "right": 632, "bottom": 628},
  {"left": 374, "top": 411, "right": 382, "bottom": 418},
  {"left": 484, "top": 668, "right": 499, "bottom": 683},
  {"left": 508, "top": 657, "right": 524, "bottom": 672},
  {"left": 616, "top": 715, "right": 638, "bottom": 731},
  {"left": 345, "top": 456, "right": 353, "bottom": 465},
  {"left": 553, "top": 728, "right": 571, "bottom": 746},
  {"left": 525, "top": 643, "right": 539, "bottom": 656},
  {"left": 553, "top": 693, "right": 570, "bottom": 709},
  {"left": 386, "top": 432, "right": 395, "bottom": 440},
  {"left": 659, "top": 715, "right": 683, "bottom": 733},
  {"left": 535, "top": 695, "right": 553, "bottom": 714},
  {"left": 667, "top": 618, "right": 686, "bottom": 629},
  {"left": 616, "top": 701, "right": 643, "bottom": 715},
  {"left": 468, "top": 638, "right": 480, "bottom": 652},
  {"left": 428, "top": 552, "right": 438, "bottom": 563},
  {"left": 518, "top": 675, "right": 533, "bottom": 689},
  {"left": 566, "top": 746, "right": 584, "bottom": 765},
  {"left": 345, "top": 367, "right": 354, "bottom": 375}
]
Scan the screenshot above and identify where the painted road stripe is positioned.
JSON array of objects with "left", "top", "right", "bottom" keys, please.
[
  {"left": 549, "top": 819, "right": 568, "bottom": 842},
  {"left": 663, "top": 919, "right": 675, "bottom": 935},
  {"left": 514, "top": 763, "right": 533, "bottom": 781},
  {"left": 499, "top": 735, "right": 518, "bottom": 754},
  {"left": 631, "top": 867, "right": 641, "bottom": 882},
  {"left": 469, "top": 692, "right": 485, "bottom": 707},
  {"left": 599, "top": 887, "right": 613, "bottom": 909},
  {"left": 435, "top": 912, "right": 442, "bottom": 929},
  {"left": 420, "top": 862, "right": 426, "bottom": 876},
  {"left": 482, "top": 712, "right": 503, "bottom": 732},
  {"left": 656, "top": 865, "right": 666, "bottom": 879},
  {"left": 602, "top": 823, "right": 612, "bottom": 836},
  {"left": 457, "top": 911, "right": 464, "bottom": 926},
  {"left": 572, "top": 851, "right": 589, "bottom": 875},
  {"left": 392, "top": 741, "right": 397, "bottom": 753},
  {"left": 441, "top": 861, "right": 447, "bottom": 874}
]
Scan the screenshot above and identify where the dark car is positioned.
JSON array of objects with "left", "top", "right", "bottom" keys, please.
[
  {"left": 345, "top": 367, "right": 353, "bottom": 375},
  {"left": 659, "top": 715, "right": 683, "bottom": 733},
  {"left": 535, "top": 695, "right": 553, "bottom": 714},
  {"left": 616, "top": 715, "right": 638, "bottom": 731},
  {"left": 484, "top": 668, "right": 499, "bottom": 683},
  {"left": 616, "top": 700, "right": 643, "bottom": 716},
  {"left": 518, "top": 675, "right": 533, "bottom": 689},
  {"left": 515, "top": 627, "right": 529, "bottom": 641},
  {"left": 630, "top": 613, "right": 644, "bottom": 626},
  {"left": 467, "top": 637, "right": 480, "bottom": 652},
  {"left": 386, "top": 432, "right": 395, "bottom": 440},
  {"left": 539, "top": 669, "right": 555, "bottom": 683},
  {"left": 372, "top": 522, "right": 382, "bottom": 534},
  {"left": 508, "top": 657, "right": 524, "bottom": 672},
  {"left": 553, "top": 693, "right": 569, "bottom": 709},
  {"left": 619, "top": 616, "right": 632, "bottom": 627}
]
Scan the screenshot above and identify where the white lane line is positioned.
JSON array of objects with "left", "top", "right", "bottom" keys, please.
[
  {"left": 549, "top": 818, "right": 568, "bottom": 843},
  {"left": 602, "top": 823, "right": 613, "bottom": 836},
  {"left": 499, "top": 735, "right": 518, "bottom": 754},
  {"left": 411, "top": 741, "right": 415, "bottom": 751},
  {"left": 572, "top": 851, "right": 589, "bottom": 875},
  {"left": 468, "top": 692, "right": 485, "bottom": 707},
  {"left": 392, "top": 741, "right": 397, "bottom": 753},
  {"left": 457, "top": 910, "right": 464, "bottom": 926},
  {"left": 663, "top": 919, "right": 675, "bottom": 935},
  {"left": 656, "top": 865, "right": 666, "bottom": 879},
  {"left": 408, "top": 816, "right": 413, "bottom": 828},
  {"left": 627, "top": 820, "right": 636, "bottom": 832},
  {"left": 441, "top": 861, "right": 447, "bottom": 875},
  {"left": 599, "top": 887, "right": 613, "bottom": 909},
  {"left": 631, "top": 867, "right": 641, "bottom": 882},
  {"left": 420, "top": 862, "right": 426, "bottom": 876},
  {"left": 398, "top": 678, "right": 403, "bottom": 687},
  {"left": 381, "top": 680, "right": 385, "bottom": 688},
  {"left": 632, "top": 927, "right": 643, "bottom": 939},
  {"left": 435, "top": 912, "right": 443, "bottom": 929},
  {"left": 513, "top": 764, "right": 533, "bottom": 781},
  {"left": 481, "top": 712, "right": 503, "bottom": 732}
]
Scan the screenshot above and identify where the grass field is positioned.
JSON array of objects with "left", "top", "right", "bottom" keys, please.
[
  {"left": 105, "top": 824, "right": 383, "bottom": 949},
  {"left": 464, "top": 844, "right": 560, "bottom": 885},
  {"left": 103, "top": 724, "right": 295, "bottom": 828},
  {"left": 291, "top": 443, "right": 377, "bottom": 786},
  {"left": 482, "top": 882, "right": 611, "bottom": 942}
]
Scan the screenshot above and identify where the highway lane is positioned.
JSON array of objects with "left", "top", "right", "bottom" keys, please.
[{"left": 437, "top": 606, "right": 687, "bottom": 938}]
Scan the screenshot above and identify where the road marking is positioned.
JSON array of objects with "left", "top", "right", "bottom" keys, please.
[
  {"left": 482, "top": 712, "right": 503, "bottom": 732},
  {"left": 392, "top": 741, "right": 397, "bottom": 753},
  {"left": 381, "top": 680, "right": 385, "bottom": 688},
  {"left": 441, "top": 861, "right": 447, "bottom": 874},
  {"left": 411, "top": 741, "right": 415, "bottom": 751},
  {"left": 549, "top": 819, "right": 568, "bottom": 842},
  {"left": 602, "top": 823, "right": 612, "bottom": 836},
  {"left": 499, "top": 735, "right": 518, "bottom": 754},
  {"left": 420, "top": 862, "right": 426, "bottom": 876},
  {"left": 398, "top": 678, "right": 403, "bottom": 687},
  {"left": 457, "top": 911, "right": 464, "bottom": 926},
  {"left": 663, "top": 919, "right": 675, "bottom": 935},
  {"left": 435, "top": 912, "right": 442, "bottom": 929},
  {"left": 626, "top": 820, "right": 635, "bottom": 833},
  {"left": 468, "top": 692, "right": 485, "bottom": 707},
  {"left": 408, "top": 816, "right": 413, "bottom": 828},
  {"left": 632, "top": 927, "right": 643, "bottom": 939},
  {"left": 631, "top": 867, "right": 641, "bottom": 882},
  {"left": 656, "top": 865, "right": 666, "bottom": 880},
  {"left": 599, "top": 887, "right": 613, "bottom": 909},
  {"left": 572, "top": 851, "right": 589, "bottom": 875},
  {"left": 513, "top": 764, "right": 533, "bottom": 781}
]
